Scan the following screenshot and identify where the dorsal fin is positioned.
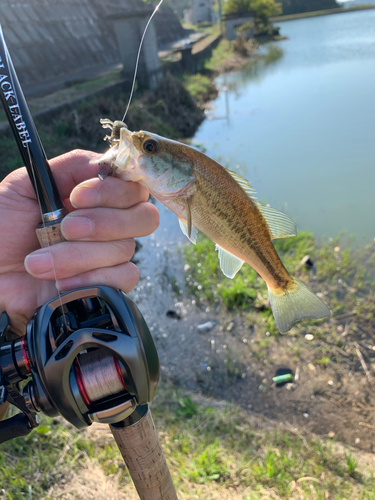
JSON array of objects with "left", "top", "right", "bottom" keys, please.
[
  {"left": 257, "top": 204, "right": 296, "bottom": 240},
  {"left": 227, "top": 170, "right": 296, "bottom": 240},
  {"left": 227, "top": 170, "right": 257, "bottom": 199}
]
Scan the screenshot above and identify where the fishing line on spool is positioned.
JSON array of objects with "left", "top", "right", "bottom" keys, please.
[{"left": 74, "top": 351, "right": 127, "bottom": 406}]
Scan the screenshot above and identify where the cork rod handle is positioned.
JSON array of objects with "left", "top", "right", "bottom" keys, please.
[
  {"left": 111, "top": 407, "right": 178, "bottom": 500},
  {"left": 35, "top": 220, "right": 65, "bottom": 247}
]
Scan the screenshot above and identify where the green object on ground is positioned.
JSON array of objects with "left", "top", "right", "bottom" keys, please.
[{"left": 272, "top": 373, "right": 293, "bottom": 384}]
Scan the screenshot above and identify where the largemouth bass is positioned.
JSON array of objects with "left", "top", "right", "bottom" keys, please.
[{"left": 98, "top": 120, "right": 330, "bottom": 333}]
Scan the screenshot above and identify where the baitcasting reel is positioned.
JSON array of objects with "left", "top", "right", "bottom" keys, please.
[{"left": 0, "top": 286, "right": 159, "bottom": 442}]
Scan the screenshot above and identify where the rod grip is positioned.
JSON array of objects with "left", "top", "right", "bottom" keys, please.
[
  {"left": 36, "top": 220, "right": 65, "bottom": 247},
  {"left": 110, "top": 408, "right": 178, "bottom": 500}
]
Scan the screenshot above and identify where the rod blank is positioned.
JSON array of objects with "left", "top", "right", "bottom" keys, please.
[{"left": 0, "top": 23, "right": 64, "bottom": 214}]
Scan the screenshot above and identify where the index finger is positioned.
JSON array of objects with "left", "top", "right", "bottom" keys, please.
[
  {"left": 5, "top": 149, "right": 102, "bottom": 202},
  {"left": 49, "top": 149, "right": 103, "bottom": 200}
]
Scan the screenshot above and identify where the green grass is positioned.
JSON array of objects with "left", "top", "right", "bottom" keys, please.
[
  {"left": 0, "top": 415, "right": 99, "bottom": 499},
  {"left": 180, "top": 74, "right": 217, "bottom": 104},
  {"left": 204, "top": 39, "right": 235, "bottom": 72},
  {"left": 2, "top": 384, "right": 374, "bottom": 499}
]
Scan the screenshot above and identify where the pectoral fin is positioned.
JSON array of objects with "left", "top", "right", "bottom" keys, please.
[
  {"left": 179, "top": 218, "right": 198, "bottom": 244},
  {"left": 216, "top": 245, "right": 244, "bottom": 278},
  {"left": 186, "top": 198, "right": 193, "bottom": 238}
]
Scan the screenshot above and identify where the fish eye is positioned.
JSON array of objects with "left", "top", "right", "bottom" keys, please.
[{"left": 143, "top": 138, "right": 159, "bottom": 154}]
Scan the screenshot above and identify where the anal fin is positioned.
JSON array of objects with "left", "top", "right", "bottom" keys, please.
[{"left": 216, "top": 245, "right": 244, "bottom": 278}]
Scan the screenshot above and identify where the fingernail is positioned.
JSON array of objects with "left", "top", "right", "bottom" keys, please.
[
  {"left": 61, "top": 216, "right": 93, "bottom": 239},
  {"left": 25, "top": 252, "right": 53, "bottom": 276},
  {"left": 71, "top": 185, "right": 100, "bottom": 208}
]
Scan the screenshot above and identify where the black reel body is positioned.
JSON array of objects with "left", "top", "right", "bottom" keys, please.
[{"left": 0, "top": 286, "right": 159, "bottom": 433}]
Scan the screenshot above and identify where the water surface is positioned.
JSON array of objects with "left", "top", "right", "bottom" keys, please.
[{"left": 192, "top": 10, "right": 375, "bottom": 243}]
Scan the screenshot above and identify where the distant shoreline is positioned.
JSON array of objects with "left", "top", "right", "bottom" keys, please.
[{"left": 271, "top": 4, "right": 375, "bottom": 22}]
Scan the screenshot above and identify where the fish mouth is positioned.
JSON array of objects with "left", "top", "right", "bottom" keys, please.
[
  {"left": 97, "top": 127, "right": 135, "bottom": 180},
  {"left": 115, "top": 127, "right": 134, "bottom": 169}
]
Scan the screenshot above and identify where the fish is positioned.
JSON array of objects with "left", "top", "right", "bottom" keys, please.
[{"left": 98, "top": 119, "right": 330, "bottom": 333}]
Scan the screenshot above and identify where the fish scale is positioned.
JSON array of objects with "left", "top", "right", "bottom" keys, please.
[
  {"left": 191, "top": 162, "right": 291, "bottom": 289},
  {"left": 97, "top": 121, "right": 330, "bottom": 333}
]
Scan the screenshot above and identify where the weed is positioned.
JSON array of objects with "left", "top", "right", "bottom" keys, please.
[
  {"left": 180, "top": 74, "right": 217, "bottom": 105},
  {"left": 0, "top": 135, "right": 23, "bottom": 177},
  {"left": 345, "top": 453, "right": 358, "bottom": 477},
  {"left": 186, "top": 439, "right": 230, "bottom": 483},
  {"left": 316, "top": 356, "right": 331, "bottom": 367},
  {"left": 175, "top": 396, "right": 199, "bottom": 419},
  {"left": 169, "top": 275, "right": 182, "bottom": 296}
]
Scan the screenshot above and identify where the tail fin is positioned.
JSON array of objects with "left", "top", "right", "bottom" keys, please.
[{"left": 267, "top": 278, "right": 330, "bottom": 333}]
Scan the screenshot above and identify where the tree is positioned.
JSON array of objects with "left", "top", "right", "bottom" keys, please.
[
  {"left": 223, "top": 0, "right": 282, "bottom": 29},
  {"left": 223, "top": 0, "right": 253, "bottom": 13},
  {"left": 251, "top": 0, "right": 282, "bottom": 25}
]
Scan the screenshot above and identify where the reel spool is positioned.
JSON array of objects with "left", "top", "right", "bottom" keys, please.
[{"left": 0, "top": 286, "right": 159, "bottom": 432}]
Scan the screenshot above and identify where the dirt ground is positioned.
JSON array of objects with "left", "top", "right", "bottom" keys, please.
[{"left": 130, "top": 208, "right": 375, "bottom": 455}]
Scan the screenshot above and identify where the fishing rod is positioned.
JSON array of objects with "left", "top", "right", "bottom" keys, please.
[{"left": 0, "top": 24, "right": 177, "bottom": 500}]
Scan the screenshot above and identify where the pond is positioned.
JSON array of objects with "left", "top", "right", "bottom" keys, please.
[{"left": 191, "top": 9, "right": 375, "bottom": 244}]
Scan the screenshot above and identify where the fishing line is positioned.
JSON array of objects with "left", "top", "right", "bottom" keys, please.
[
  {"left": 1, "top": 30, "right": 67, "bottom": 326},
  {"left": 122, "top": 0, "right": 164, "bottom": 122}
]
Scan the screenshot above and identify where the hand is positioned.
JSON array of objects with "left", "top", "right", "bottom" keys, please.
[{"left": 0, "top": 149, "right": 159, "bottom": 336}]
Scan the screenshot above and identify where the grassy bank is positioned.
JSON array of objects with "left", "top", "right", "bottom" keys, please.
[
  {"left": 1, "top": 381, "right": 374, "bottom": 499},
  {"left": 271, "top": 4, "right": 375, "bottom": 22}
]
